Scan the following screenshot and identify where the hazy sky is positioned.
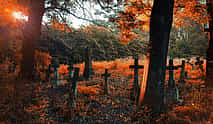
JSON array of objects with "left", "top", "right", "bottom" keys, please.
[{"left": 42, "top": 1, "right": 121, "bottom": 29}]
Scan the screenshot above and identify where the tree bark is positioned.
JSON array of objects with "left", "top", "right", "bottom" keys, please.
[
  {"left": 206, "top": 0, "right": 213, "bottom": 87},
  {"left": 143, "top": 0, "right": 174, "bottom": 116},
  {"left": 20, "top": 0, "right": 44, "bottom": 79}
]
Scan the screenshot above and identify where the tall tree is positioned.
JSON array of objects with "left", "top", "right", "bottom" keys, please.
[
  {"left": 143, "top": 0, "right": 174, "bottom": 116},
  {"left": 206, "top": 0, "right": 213, "bottom": 87},
  {"left": 19, "top": 0, "right": 45, "bottom": 79}
]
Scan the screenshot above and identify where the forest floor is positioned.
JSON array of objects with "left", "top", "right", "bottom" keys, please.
[{"left": 0, "top": 58, "right": 212, "bottom": 124}]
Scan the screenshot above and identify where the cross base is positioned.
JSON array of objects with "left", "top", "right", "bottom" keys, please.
[{"left": 166, "top": 86, "right": 179, "bottom": 105}]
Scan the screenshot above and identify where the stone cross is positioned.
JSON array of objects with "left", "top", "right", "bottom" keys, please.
[
  {"left": 101, "top": 69, "right": 111, "bottom": 95},
  {"left": 166, "top": 59, "right": 181, "bottom": 104},
  {"left": 167, "top": 59, "right": 181, "bottom": 87},
  {"left": 129, "top": 56, "right": 144, "bottom": 100},
  {"left": 70, "top": 67, "right": 80, "bottom": 107},
  {"left": 195, "top": 57, "right": 204, "bottom": 72},
  {"left": 83, "top": 47, "right": 94, "bottom": 80}
]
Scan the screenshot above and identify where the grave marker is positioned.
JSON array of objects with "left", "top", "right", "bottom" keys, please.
[
  {"left": 166, "top": 59, "right": 181, "bottom": 104},
  {"left": 195, "top": 57, "right": 204, "bottom": 72},
  {"left": 101, "top": 69, "right": 111, "bottom": 95},
  {"left": 129, "top": 55, "right": 144, "bottom": 100}
]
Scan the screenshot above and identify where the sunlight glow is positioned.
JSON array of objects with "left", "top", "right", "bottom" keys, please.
[
  {"left": 138, "top": 56, "right": 149, "bottom": 107},
  {"left": 12, "top": 11, "right": 28, "bottom": 21}
]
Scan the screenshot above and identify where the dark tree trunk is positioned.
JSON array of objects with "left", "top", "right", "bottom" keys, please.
[
  {"left": 143, "top": 0, "right": 174, "bottom": 116},
  {"left": 206, "top": 0, "right": 213, "bottom": 87},
  {"left": 20, "top": 0, "right": 44, "bottom": 79}
]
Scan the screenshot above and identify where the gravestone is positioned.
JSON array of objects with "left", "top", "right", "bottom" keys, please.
[
  {"left": 195, "top": 57, "right": 204, "bottom": 72},
  {"left": 101, "top": 69, "right": 111, "bottom": 95},
  {"left": 83, "top": 47, "right": 94, "bottom": 80},
  {"left": 70, "top": 67, "right": 80, "bottom": 108},
  {"left": 166, "top": 59, "right": 181, "bottom": 104},
  {"left": 129, "top": 55, "right": 144, "bottom": 101}
]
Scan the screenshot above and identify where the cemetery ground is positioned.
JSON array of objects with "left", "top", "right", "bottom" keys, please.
[{"left": 0, "top": 58, "right": 212, "bottom": 124}]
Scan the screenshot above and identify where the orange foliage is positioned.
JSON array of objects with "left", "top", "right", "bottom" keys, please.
[
  {"left": 51, "top": 18, "right": 73, "bottom": 33},
  {"left": 59, "top": 64, "right": 69, "bottom": 78},
  {"left": 35, "top": 50, "right": 51, "bottom": 80},
  {"left": 77, "top": 85, "right": 100, "bottom": 95},
  {"left": 78, "top": 25, "right": 113, "bottom": 36},
  {"left": 116, "top": 0, "right": 208, "bottom": 43}
]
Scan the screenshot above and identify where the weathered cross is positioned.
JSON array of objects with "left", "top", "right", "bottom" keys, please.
[
  {"left": 195, "top": 57, "right": 204, "bottom": 72},
  {"left": 166, "top": 59, "right": 181, "bottom": 88},
  {"left": 166, "top": 59, "right": 181, "bottom": 104},
  {"left": 129, "top": 55, "right": 144, "bottom": 100},
  {"left": 101, "top": 69, "right": 111, "bottom": 95}
]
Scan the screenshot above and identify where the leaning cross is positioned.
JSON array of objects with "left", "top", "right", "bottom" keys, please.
[
  {"left": 195, "top": 57, "right": 204, "bottom": 72},
  {"left": 101, "top": 69, "right": 111, "bottom": 95},
  {"left": 129, "top": 56, "right": 144, "bottom": 100}
]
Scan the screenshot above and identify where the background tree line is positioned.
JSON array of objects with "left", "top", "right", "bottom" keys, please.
[{"left": 36, "top": 21, "right": 208, "bottom": 64}]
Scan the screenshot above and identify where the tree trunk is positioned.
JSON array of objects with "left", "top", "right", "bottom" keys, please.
[
  {"left": 142, "top": 0, "right": 174, "bottom": 116},
  {"left": 206, "top": 0, "right": 213, "bottom": 87},
  {"left": 20, "top": 0, "right": 44, "bottom": 79}
]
